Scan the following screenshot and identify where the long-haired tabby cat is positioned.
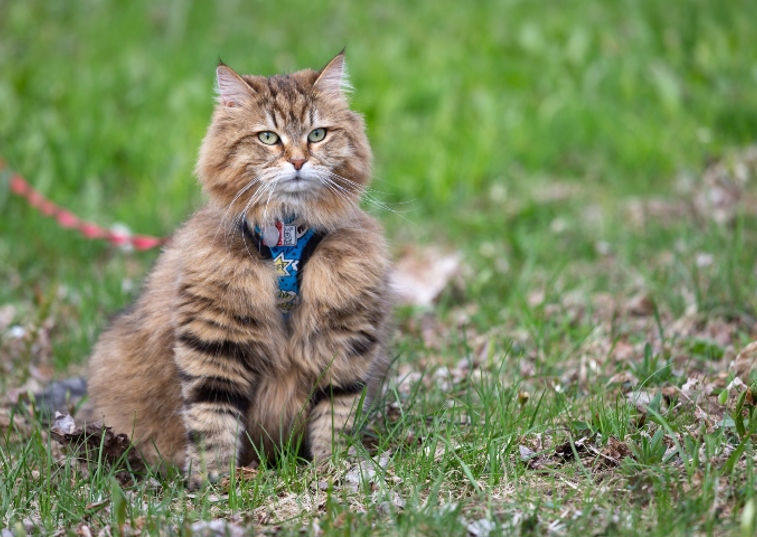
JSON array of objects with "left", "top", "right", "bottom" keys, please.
[{"left": 85, "top": 52, "right": 392, "bottom": 488}]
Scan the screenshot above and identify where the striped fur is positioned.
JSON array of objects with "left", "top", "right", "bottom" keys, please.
[{"left": 85, "top": 53, "right": 392, "bottom": 489}]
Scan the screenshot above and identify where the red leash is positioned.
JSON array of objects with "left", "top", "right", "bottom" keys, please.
[{"left": 2, "top": 158, "right": 167, "bottom": 251}]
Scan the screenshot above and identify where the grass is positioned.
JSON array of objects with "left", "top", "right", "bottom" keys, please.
[{"left": 2, "top": 0, "right": 757, "bottom": 535}]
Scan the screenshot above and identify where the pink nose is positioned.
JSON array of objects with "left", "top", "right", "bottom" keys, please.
[{"left": 289, "top": 158, "right": 307, "bottom": 171}]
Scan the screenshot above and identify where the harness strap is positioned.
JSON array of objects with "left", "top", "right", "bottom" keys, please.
[{"left": 241, "top": 218, "right": 326, "bottom": 316}]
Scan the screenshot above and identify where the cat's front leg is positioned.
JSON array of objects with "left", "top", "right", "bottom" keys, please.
[
  {"left": 174, "top": 339, "right": 255, "bottom": 489},
  {"left": 307, "top": 381, "right": 370, "bottom": 462},
  {"left": 291, "top": 227, "right": 392, "bottom": 463},
  {"left": 299, "top": 299, "right": 389, "bottom": 462},
  {"left": 173, "top": 279, "right": 283, "bottom": 488}
]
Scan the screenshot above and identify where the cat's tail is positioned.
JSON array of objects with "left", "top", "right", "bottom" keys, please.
[{"left": 22, "top": 377, "right": 95, "bottom": 423}]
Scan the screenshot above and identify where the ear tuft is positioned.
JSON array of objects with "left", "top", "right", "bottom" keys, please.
[
  {"left": 215, "top": 64, "right": 255, "bottom": 107},
  {"left": 314, "top": 51, "right": 353, "bottom": 97}
]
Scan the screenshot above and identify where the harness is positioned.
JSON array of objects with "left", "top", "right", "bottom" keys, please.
[{"left": 242, "top": 216, "right": 326, "bottom": 316}]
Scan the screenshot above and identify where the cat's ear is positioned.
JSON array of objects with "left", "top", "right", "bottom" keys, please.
[
  {"left": 314, "top": 50, "right": 353, "bottom": 97},
  {"left": 216, "top": 63, "right": 256, "bottom": 107}
]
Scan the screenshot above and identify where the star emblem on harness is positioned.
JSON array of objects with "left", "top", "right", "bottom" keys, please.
[{"left": 273, "top": 252, "right": 294, "bottom": 277}]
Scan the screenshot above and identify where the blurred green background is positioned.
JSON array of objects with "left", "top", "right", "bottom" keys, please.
[
  {"left": 3, "top": 4, "right": 757, "bottom": 532},
  {"left": 1, "top": 0, "right": 757, "bottom": 370}
]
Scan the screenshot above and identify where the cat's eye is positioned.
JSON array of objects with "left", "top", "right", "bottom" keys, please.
[
  {"left": 308, "top": 128, "right": 327, "bottom": 143},
  {"left": 258, "top": 131, "right": 280, "bottom": 145}
]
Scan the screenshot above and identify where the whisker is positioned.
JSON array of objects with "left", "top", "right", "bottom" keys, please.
[
  {"left": 213, "top": 164, "right": 415, "bottom": 254},
  {"left": 325, "top": 171, "right": 418, "bottom": 226},
  {"left": 214, "top": 169, "right": 282, "bottom": 251},
  {"left": 262, "top": 176, "right": 281, "bottom": 225},
  {"left": 321, "top": 175, "right": 381, "bottom": 218},
  {"left": 314, "top": 176, "right": 365, "bottom": 230},
  {"left": 213, "top": 174, "right": 264, "bottom": 248},
  {"left": 241, "top": 178, "right": 274, "bottom": 222},
  {"left": 328, "top": 171, "right": 410, "bottom": 201},
  {"left": 240, "top": 213, "right": 259, "bottom": 264},
  {"left": 235, "top": 177, "right": 281, "bottom": 262}
]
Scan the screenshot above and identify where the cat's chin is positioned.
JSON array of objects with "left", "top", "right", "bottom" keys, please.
[
  {"left": 277, "top": 178, "right": 314, "bottom": 195},
  {"left": 244, "top": 197, "right": 311, "bottom": 223},
  {"left": 273, "top": 189, "right": 318, "bottom": 209}
]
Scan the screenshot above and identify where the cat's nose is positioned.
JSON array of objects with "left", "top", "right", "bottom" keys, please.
[{"left": 289, "top": 158, "right": 307, "bottom": 171}]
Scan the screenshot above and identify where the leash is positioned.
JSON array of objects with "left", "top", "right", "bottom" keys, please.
[{"left": 1, "top": 157, "right": 167, "bottom": 251}]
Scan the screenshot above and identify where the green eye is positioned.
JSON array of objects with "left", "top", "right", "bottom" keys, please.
[
  {"left": 308, "top": 128, "right": 327, "bottom": 143},
  {"left": 258, "top": 131, "right": 279, "bottom": 145}
]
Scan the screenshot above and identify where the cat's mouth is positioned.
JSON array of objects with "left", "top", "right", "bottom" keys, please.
[
  {"left": 275, "top": 169, "right": 319, "bottom": 195},
  {"left": 278, "top": 176, "right": 310, "bottom": 194}
]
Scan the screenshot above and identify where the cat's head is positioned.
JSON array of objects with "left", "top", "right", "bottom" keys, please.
[{"left": 196, "top": 52, "right": 372, "bottom": 230}]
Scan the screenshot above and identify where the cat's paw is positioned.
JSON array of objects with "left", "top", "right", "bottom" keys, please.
[
  {"left": 315, "top": 457, "right": 351, "bottom": 476},
  {"left": 311, "top": 440, "right": 356, "bottom": 464},
  {"left": 184, "top": 468, "right": 225, "bottom": 491},
  {"left": 185, "top": 471, "right": 205, "bottom": 491},
  {"left": 311, "top": 446, "right": 332, "bottom": 463}
]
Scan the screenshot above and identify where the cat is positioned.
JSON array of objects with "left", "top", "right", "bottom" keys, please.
[{"left": 84, "top": 52, "right": 392, "bottom": 489}]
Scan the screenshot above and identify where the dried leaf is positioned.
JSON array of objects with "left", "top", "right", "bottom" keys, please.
[
  {"left": 218, "top": 466, "right": 259, "bottom": 490},
  {"left": 76, "top": 525, "right": 93, "bottom": 537},
  {"left": 344, "top": 451, "right": 391, "bottom": 490},
  {"left": 689, "top": 145, "right": 757, "bottom": 225},
  {"left": 0, "top": 304, "right": 16, "bottom": 332},
  {"left": 49, "top": 412, "right": 147, "bottom": 480},
  {"left": 374, "top": 490, "right": 406, "bottom": 514},
  {"left": 554, "top": 437, "right": 590, "bottom": 461},
  {"left": 51, "top": 413, "right": 77, "bottom": 435},
  {"left": 518, "top": 445, "right": 537, "bottom": 461},
  {"left": 627, "top": 390, "right": 654, "bottom": 408},
  {"left": 599, "top": 437, "right": 632, "bottom": 466},
  {"left": 190, "top": 519, "right": 247, "bottom": 537},
  {"left": 466, "top": 518, "right": 495, "bottom": 537},
  {"left": 0, "top": 408, "right": 31, "bottom": 438},
  {"left": 391, "top": 246, "right": 462, "bottom": 306},
  {"left": 607, "top": 371, "right": 638, "bottom": 388},
  {"left": 730, "top": 341, "right": 757, "bottom": 382},
  {"left": 625, "top": 294, "right": 655, "bottom": 317},
  {"left": 518, "top": 440, "right": 555, "bottom": 471},
  {"left": 84, "top": 499, "right": 109, "bottom": 512}
]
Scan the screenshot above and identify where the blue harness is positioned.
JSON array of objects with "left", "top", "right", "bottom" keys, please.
[{"left": 243, "top": 216, "right": 326, "bottom": 316}]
